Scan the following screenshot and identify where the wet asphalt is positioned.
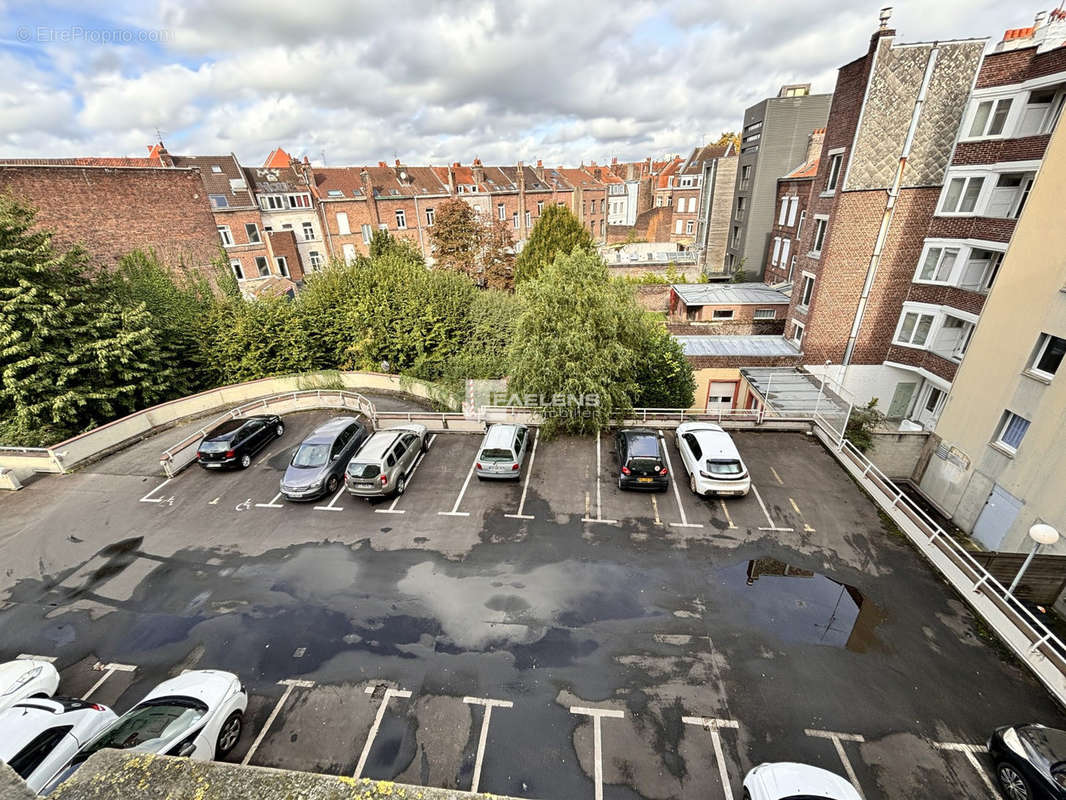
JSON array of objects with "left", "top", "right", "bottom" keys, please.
[{"left": 1, "top": 407, "right": 1063, "bottom": 799}]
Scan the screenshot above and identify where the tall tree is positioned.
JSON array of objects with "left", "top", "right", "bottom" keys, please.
[
  {"left": 481, "top": 217, "right": 516, "bottom": 291},
  {"left": 429, "top": 197, "right": 481, "bottom": 279},
  {"left": 514, "top": 204, "right": 594, "bottom": 284}
]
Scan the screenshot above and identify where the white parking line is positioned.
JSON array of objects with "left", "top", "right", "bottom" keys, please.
[
  {"left": 582, "top": 430, "right": 618, "bottom": 525},
  {"left": 504, "top": 429, "right": 539, "bottom": 520},
  {"left": 934, "top": 742, "right": 996, "bottom": 795},
  {"left": 464, "top": 696, "right": 514, "bottom": 793},
  {"left": 139, "top": 478, "right": 172, "bottom": 503},
  {"left": 377, "top": 435, "right": 436, "bottom": 515},
  {"left": 751, "top": 484, "right": 794, "bottom": 532},
  {"left": 313, "top": 485, "right": 346, "bottom": 512},
  {"left": 682, "top": 717, "right": 740, "bottom": 800},
  {"left": 659, "top": 431, "right": 703, "bottom": 529},
  {"left": 570, "top": 706, "right": 625, "bottom": 800},
  {"left": 82, "top": 662, "right": 136, "bottom": 700},
  {"left": 805, "top": 729, "right": 865, "bottom": 798},
  {"left": 254, "top": 492, "right": 284, "bottom": 509},
  {"left": 439, "top": 445, "right": 476, "bottom": 517},
  {"left": 16, "top": 653, "right": 57, "bottom": 662},
  {"left": 354, "top": 687, "right": 413, "bottom": 778},
  {"left": 241, "top": 678, "right": 315, "bottom": 766}
]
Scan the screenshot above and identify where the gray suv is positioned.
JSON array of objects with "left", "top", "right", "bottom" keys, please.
[
  {"left": 280, "top": 416, "right": 369, "bottom": 501},
  {"left": 345, "top": 424, "right": 428, "bottom": 498}
]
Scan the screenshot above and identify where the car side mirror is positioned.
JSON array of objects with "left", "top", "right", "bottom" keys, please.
[{"left": 177, "top": 740, "right": 196, "bottom": 757}]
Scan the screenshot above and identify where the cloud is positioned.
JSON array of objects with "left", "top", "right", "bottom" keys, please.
[{"left": 0, "top": 0, "right": 1032, "bottom": 165}]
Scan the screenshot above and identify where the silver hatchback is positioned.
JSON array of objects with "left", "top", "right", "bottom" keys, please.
[
  {"left": 475, "top": 423, "right": 531, "bottom": 480},
  {"left": 345, "top": 424, "right": 428, "bottom": 498}
]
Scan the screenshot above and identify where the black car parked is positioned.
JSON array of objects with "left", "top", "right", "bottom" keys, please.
[
  {"left": 196, "top": 414, "right": 284, "bottom": 470},
  {"left": 615, "top": 428, "right": 669, "bottom": 491},
  {"left": 989, "top": 723, "right": 1066, "bottom": 800}
]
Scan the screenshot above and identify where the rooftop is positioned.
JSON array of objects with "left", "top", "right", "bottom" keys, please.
[
  {"left": 671, "top": 282, "right": 791, "bottom": 306},
  {"left": 741, "top": 367, "right": 850, "bottom": 419},
  {"left": 673, "top": 335, "right": 801, "bottom": 358}
]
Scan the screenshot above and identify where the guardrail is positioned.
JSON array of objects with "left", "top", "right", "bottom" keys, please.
[{"left": 813, "top": 419, "right": 1066, "bottom": 706}]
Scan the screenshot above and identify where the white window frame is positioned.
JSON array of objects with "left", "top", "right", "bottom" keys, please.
[
  {"left": 894, "top": 308, "right": 936, "bottom": 348},
  {"left": 994, "top": 410, "right": 1031, "bottom": 454},
  {"left": 915, "top": 246, "right": 960, "bottom": 285},
  {"left": 525, "top": 210, "right": 531, "bottom": 227},
  {"left": 787, "top": 254, "right": 797, "bottom": 281},
  {"left": 913, "top": 238, "right": 1007, "bottom": 290},
  {"left": 938, "top": 173, "right": 986, "bottom": 215},
  {"left": 244, "top": 223, "right": 261, "bottom": 244},
  {"left": 336, "top": 212, "right": 350, "bottom": 235},
  {"left": 798, "top": 272, "right": 815, "bottom": 309},
  {"left": 260, "top": 194, "right": 285, "bottom": 211},
  {"left": 687, "top": 197, "right": 696, "bottom": 213},
  {"left": 771, "top": 237, "right": 782, "bottom": 266},
  {"left": 310, "top": 250, "right": 323, "bottom": 268},
  {"left": 254, "top": 256, "right": 270, "bottom": 277},
  {"left": 341, "top": 245, "right": 356, "bottom": 266},
  {"left": 796, "top": 209, "right": 806, "bottom": 237},
  {"left": 777, "top": 197, "right": 789, "bottom": 225},
  {"left": 965, "top": 97, "right": 1013, "bottom": 139},
  {"left": 302, "top": 222, "right": 315, "bottom": 241},
  {"left": 791, "top": 320, "right": 805, "bottom": 345},
  {"left": 822, "top": 149, "right": 845, "bottom": 195},
  {"left": 395, "top": 209, "right": 407, "bottom": 229},
  {"left": 1028, "top": 332, "right": 1066, "bottom": 381},
  {"left": 780, "top": 238, "right": 791, "bottom": 268},
  {"left": 810, "top": 216, "right": 828, "bottom": 257},
  {"left": 686, "top": 220, "right": 694, "bottom": 234},
  {"left": 893, "top": 302, "right": 979, "bottom": 356},
  {"left": 230, "top": 258, "right": 244, "bottom": 280},
  {"left": 426, "top": 207, "right": 435, "bottom": 226},
  {"left": 275, "top": 256, "right": 289, "bottom": 277},
  {"left": 712, "top": 309, "right": 734, "bottom": 320},
  {"left": 497, "top": 203, "right": 505, "bottom": 221},
  {"left": 361, "top": 224, "right": 373, "bottom": 244},
  {"left": 675, "top": 219, "right": 684, "bottom": 234},
  {"left": 786, "top": 196, "right": 799, "bottom": 226},
  {"left": 217, "top": 225, "right": 233, "bottom": 247},
  {"left": 287, "top": 193, "right": 311, "bottom": 209},
  {"left": 753, "top": 308, "right": 776, "bottom": 320}
]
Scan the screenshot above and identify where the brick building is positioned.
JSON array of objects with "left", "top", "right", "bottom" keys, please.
[
  {"left": 667, "top": 283, "right": 790, "bottom": 334},
  {"left": 777, "top": 13, "right": 986, "bottom": 421},
  {"left": 244, "top": 154, "right": 324, "bottom": 275},
  {"left": 761, "top": 128, "right": 824, "bottom": 285},
  {"left": 651, "top": 157, "right": 683, "bottom": 210},
  {"left": 554, "top": 167, "right": 607, "bottom": 241}
]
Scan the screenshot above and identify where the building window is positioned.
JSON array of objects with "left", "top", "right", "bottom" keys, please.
[
  {"left": 686, "top": 220, "right": 694, "bottom": 234},
  {"left": 731, "top": 226, "right": 740, "bottom": 247},
  {"left": 675, "top": 219, "right": 684, "bottom": 234},
  {"left": 799, "top": 274, "right": 815, "bottom": 308},
  {"left": 735, "top": 196, "right": 746, "bottom": 220},
  {"left": 780, "top": 238, "right": 791, "bottom": 267},
  {"left": 230, "top": 259, "right": 244, "bottom": 280},
  {"left": 740, "top": 164, "right": 751, "bottom": 189},
  {"left": 600, "top": 219, "right": 605, "bottom": 236},
  {"left": 1029, "top": 333, "right": 1066, "bottom": 380},
  {"left": 395, "top": 209, "right": 406, "bottom": 229},
  {"left": 255, "top": 256, "right": 269, "bottom": 277},
  {"left": 754, "top": 308, "right": 776, "bottom": 320},
  {"left": 275, "top": 256, "right": 289, "bottom": 277},
  {"left": 940, "top": 176, "right": 984, "bottom": 214},
  {"left": 600, "top": 199, "right": 605, "bottom": 213},
  {"left": 513, "top": 212, "right": 519, "bottom": 229},
  {"left": 994, "top": 411, "right": 1031, "bottom": 453},
  {"left": 336, "top": 212, "right": 350, "bottom": 235},
  {"left": 537, "top": 201, "right": 544, "bottom": 214},
  {"left": 361, "top": 224, "right": 373, "bottom": 244},
  {"left": 796, "top": 209, "right": 806, "bottom": 236},
  {"left": 917, "top": 247, "right": 959, "bottom": 283},
  {"left": 987, "top": 173, "right": 1034, "bottom": 219},
  {"left": 968, "top": 98, "right": 1011, "bottom": 138},
  {"left": 245, "top": 223, "right": 261, "bottom": 244},
  {"left": 712, "top": 309, "right": 734, "bottom": 320},
  {"left": 787, "top": 196, "right": 798, "bottom": 226},
  {"left": 497, "top": 203, "right": 505, "bottom": 220},
  {"left": 771, "top": 237, "right": 782, "bottom": 266},
  {"left": 894, "top": 311, "right": 935, "bottom": 347},
  {"left": 217, "top": 226, "right": 233, "bottom": 247},
  {"left": 287, "top": 193, "right": 311, "bottom": 209},
  {"left": 525, "top": 210, "right": 531, "bottom": 227},
  {"left": 924, "top": 386, "right": 946, "bottom": 416},
  {"left": 260, "top": 195, "right": 285, "bottom": 210},
  {"left": 208, "top": 194, "right": 228, "bottom": 209},
  {"left": 787, "top": 255, "right": 797, "bottom": 281},
  {"left": 791, "top": 320, "right": 805, "bottom": 344},
  {"left": 342, "top": 244, "right": 356, "bottom": 265},
  {"left": 686, "top": 197, "right": 696, "bottom": 213},
  {"left": 824, "top": 153, "right": 843, "bottom": 192},
  {"left": 302, "top": 222, "right": 315, "bottom": 241},
  {"left": 310, "top": 250, "right": 323, "bottom": 268},
  {"left": 778, "top": 197, "right": 789, "bottom": 225},
  {"left": 811, "top": 218, "right": 827, "bottom": 255},
  {"left": 725, "top": 254, "right": 735, "bottom": 270},
  {"left": 426, "top": 207, "right": 435, "bottom": 226}
]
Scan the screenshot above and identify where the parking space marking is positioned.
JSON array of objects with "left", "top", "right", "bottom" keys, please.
[
  {"left": 16, "top": 653, "right": 57, "bottom": 661},
  {"left": 139, "top": 478, "right": 172, "bottom": 504},
  {"left": 651, "top": 495, "right": 662, "bottom": 526},
  {"left": 82, "top": 661, "right": 136, "bottom": 700},
  {"left": 934, "top": 742, "right": 996, "bottom": 796},
  {"left": 570, "top": 706, "right": 625, "bottom": 800},
  {"left": 313, "top": 485, "right": 346, "bottom": 512},
  {"left": 582, "top": 431, "right": 618, "bottom": 525},
  {"left": 789, "top": 497, "right": 816, "bottom": 532},
  {"left": 504, "top": 429, "right": 539, "bottom": 520},
  {"left": 439, "top": 447, "right": 476, "bottom": 517},
  {"left": 751, "top": 484, "right": 794, "bottom": 532},
  {"left": 719, "top": 500, "right": 737, "bottom": 530},
  {"left": 377, "top": 434, "right": 436, "bottom": 515},
  {"left": 805, "top": 729, "right": 865, "bottom": 798},
  {"left": 255, "top": 491, "right": 284, "bottom": 509},
  {"left": 241, "top": 678, "right": 315, "bottom": 767},
  {"left": 463, "top": 696, "right": 514, "bottom": 793},
  {"left": 682, "top": 717, "right": 740, "bottom": 800},
  {"left": 354, "top": 687, "right": 413, "bottom": 778},
  {"left": 770, "top": 467, "right": 784, "bottom": 486},
  {"left": 659, "top": 431, "right": 703, "bottom": 529}
]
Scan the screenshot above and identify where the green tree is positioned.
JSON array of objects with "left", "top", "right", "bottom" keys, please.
[
  {"left": 631, "top": 322, "right": 695, "bottom": 409},
  {"left": 481, "top": 217, "right": 516, "bottom": 291},
  {"left": 514, "top": 204, "right": 594, "bottom": 284},
  {"left": 429, "top": 197, "right": 480, "bottom": 280}
]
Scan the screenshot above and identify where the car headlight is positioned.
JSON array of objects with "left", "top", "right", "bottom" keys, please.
[{"left": 1002, "top": 727, "right": 1025, "bottom": 757}]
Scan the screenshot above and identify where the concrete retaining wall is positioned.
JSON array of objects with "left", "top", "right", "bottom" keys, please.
[{"left": 864, "top": 429, "right": 929, "bottom": 480}]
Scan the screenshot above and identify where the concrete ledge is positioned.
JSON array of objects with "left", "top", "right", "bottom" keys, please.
[
  {"left": 0, "top": 760, "right": 35, "bottom": 800},
  {"left": 51, "top": 750, "right": 520, "bottom": 800}
]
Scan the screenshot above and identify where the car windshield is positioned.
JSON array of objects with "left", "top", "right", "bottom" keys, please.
[
  {"left": 706, "top": 459, "right": 743, "bottom": 476},
  {"left": 347, "top": 462, "right": 380, "bottom": 479},
  {"left": 480, "top": 448, "right": 512, "bottom": 461},
  {"left": 198, "top": 440, "right": 230, "bottom": 453},
  {"left": 291, "top": 443, "right": 330, "bottom": 468},
  {"left": 76, "top": 699, "right": 207, "bottom": 761}
]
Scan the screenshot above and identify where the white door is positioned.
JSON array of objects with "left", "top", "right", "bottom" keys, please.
[
  {"left": 706, "top": 382, "right": 736, "bottom": 413},
  {"left": 342, "top": 244, "right": 356, "bottom": 265},
  {"left": 973, "top": 484, "right": 1023, "bottom": 550}
]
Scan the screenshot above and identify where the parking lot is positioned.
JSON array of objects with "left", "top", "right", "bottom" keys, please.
[{"left": 2, "top": 404, "right": 1064, "bottom": 799}]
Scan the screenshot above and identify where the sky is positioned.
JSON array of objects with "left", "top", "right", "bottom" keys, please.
[{"left": 0, "top": 0, "right": 1042, "bottom": 168}]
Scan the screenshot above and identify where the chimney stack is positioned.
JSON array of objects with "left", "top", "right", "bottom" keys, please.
[
  {"left": 1035, "top": 10, "right": 1047, "bottom": 27},
  {"left": 471, "top": 158, "right": 485, "bottom": 185},
  {"left": 378, "top": 161, "right": 387, "bottom": 168},
  {"left": 534, "top": 159, "right": 544, "bottom": 180},
  {"left": 878, "top": 6, "right": 892, "bottom": 29}
]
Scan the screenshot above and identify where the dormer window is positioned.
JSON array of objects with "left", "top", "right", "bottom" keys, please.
[
  {"left": 211, "top": 165, "right": 223, "bottom": 173},
  {"left": 286, "top": 193, "right": 311, "bottom": 209},
  {"left": 208, "top": 194, "right": 228, "bottom": 209},
  {"left": 260, "top": 195, "right": 285, "bottom": 211}
]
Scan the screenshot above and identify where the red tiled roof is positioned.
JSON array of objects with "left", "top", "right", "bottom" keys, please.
[
  {"left": 655, "top": 158, "right": 683, "bottom": 189},
  {"left": 1003, "top": 26, "right": 1035, "bottom": 42},
  {"left": 264, "top": 147, "right": 292, "bottom": 168},
  {"left": 782, "top": 158, "right": 820, "bottom": 180},
  {"left": 554, "top": 167, "right": 605, "bottom": 189}
]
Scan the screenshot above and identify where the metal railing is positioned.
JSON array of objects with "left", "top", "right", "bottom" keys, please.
[{"left": 816, "top": 420, "right": 1066, "bottom": 699}]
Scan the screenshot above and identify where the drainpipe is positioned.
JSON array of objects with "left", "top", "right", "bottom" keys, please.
[{"left": 842, "top": 43, "right": 940, "bottom": 370}]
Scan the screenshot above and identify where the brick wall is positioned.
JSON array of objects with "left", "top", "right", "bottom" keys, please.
[
  {"left": 634, "top": 285, "right": 671, "bottom": 311},
  {"left": 667, "top": 320, "right": 786, "bottom": 336},
  {"left": 216, "top": 208, "right": 272, "bottom": 279},
  {"left": 976, "top": 45, "right": 1066, "bottom": 89},
  {"left": 904, "top": 283, "right": 986, "bottom": 316},
  {"left": 685, "top": 354, "right": 802, "bottom": 368},
  {"left": 884, "top": 343, "right": 959, "bottom": 382},
  {"left": 268, "top": 230, "right": 304, "bottom": 282},
  {"left": 926, "top": 215, "right": 1016, "bottom": 243},
  {"left": 0, "top": 166, "right": 221, "bottom": 276},
  {"left": 762, "top": 176, "right": 813, "bottom": 281},
  {"left": 673, "top": 301, "right": 790, "bottom": 325},
  {"left": 952, "top": 135, "right": 1051, "bottom": 166}
]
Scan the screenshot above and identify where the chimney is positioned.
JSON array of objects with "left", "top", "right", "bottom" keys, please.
[
  {"left": 534, "top": 159, "right": 544, "bottom": 180},
  {"left": 871, "top": 6, "right": 895, "bottom": 49},
  {"left": 611, "top": 157, "right": 618, "bottom": 165},
  {"left": 446, "top": 165, "right": 456, "bottom": 194},
  {"left": 378, "top": 161, "right": 387, "bottom": 168},
  {"left": 878, "top": 6, "right": 892, "bottom": 29},
  {"left": 471, "top": 158, "right": 484, "bottom": 185},
  {"left": 1035, "top": 10, "right": 1047, "bottom": 27},
  {"left": 806, "top": 128, "right": 826, "bottom": 165},
  {"left": 151, "top": 141, "right": 173, "bottom": 168},
  {"left": 516, "top": 160, "right": 526, "bottom": 191}
]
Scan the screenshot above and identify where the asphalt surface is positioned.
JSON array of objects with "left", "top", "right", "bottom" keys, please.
[{"left": 1, "top": 401, "right": 1063, "bottom": 799}]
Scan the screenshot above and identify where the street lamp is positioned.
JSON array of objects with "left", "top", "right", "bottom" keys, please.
[{"left": 1008, "top": 523, "right": 1060, "bottom": 596}]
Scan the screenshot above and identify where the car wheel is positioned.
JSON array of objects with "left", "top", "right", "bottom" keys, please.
[
  {"left": 216, "top": 711, "right": 243, "bottom": 758},
  {"left": 239, "top": 454, "right": 251, "bottom": 469},
  {"left": 997, "top": 763, "right": 1031, "bottom": 800},
  {"left": 396, "top": 476, "right": 407, "bottom": 496},
  {"left": 742, "top": 791, "right": 751, "bottom": 800},
  {"left": 689, "top": 473, "right": 700, "bottom": 496},
  {"left": 326, "top": 475, "right": 340, "bottom": 494},
  {"left": 275, "top": 422, "right": 285, "bottom": 438},
  {"left": 421, "top": 437, "right": 429, "bottom": 453}
]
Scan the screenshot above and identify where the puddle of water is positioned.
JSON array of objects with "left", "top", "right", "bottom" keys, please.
[{"left": 714, "top": 558, "right": 884, "bottom": 652}]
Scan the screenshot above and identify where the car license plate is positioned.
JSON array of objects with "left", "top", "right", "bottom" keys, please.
[
  {"left": 205, "top": 463, "right": 221, "bottom": 469},
  {"left": 356, "top": 481, "right": 373, "bottom": 488},
  {"left": 637, "top": 477, "right": 653, "bottom": 483}
]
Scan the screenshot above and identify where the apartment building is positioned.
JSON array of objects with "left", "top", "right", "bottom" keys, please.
[
  {"left": 918, "top": 93, "right": 1066, "bottom": 554},
  {"left": 692, "top": 144, "right": 738, "bottom": 275},
  {"left": 762, "top": 129, "right": 824, "bottom": 285},
  {"left": 555, "top": 167, "right": 608, "bottom": 241},
  {"left": 664, "top": 143, "right": 732, "bottom": 247},
  {"left": 725, "top": 85, "right": 832, "bottom": 278},
  {"left": 244, "top": 157, "right": 324, "bottom": 275}
]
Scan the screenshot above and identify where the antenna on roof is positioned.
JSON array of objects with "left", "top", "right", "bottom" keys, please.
[{"left": 155, "top": 127, "right": 167, "bottom": 143}]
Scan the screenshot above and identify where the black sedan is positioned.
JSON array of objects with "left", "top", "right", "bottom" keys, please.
[
  {"left": 989, "top": 723, "right": 1066, "bottom": 800},
  {"left": 196, "top": 414, "right": 284, "bottom": 470}
]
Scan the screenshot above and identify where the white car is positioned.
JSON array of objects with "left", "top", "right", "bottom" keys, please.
[
  {"left": 0, "top": 697, "right": 117, "bottom": 792},
  {"left": 0, "top": 659, "right": 61, "bottom": 713},
  {"left": 44, "top": 670, "right": 247, "bottom": 793},
  {"left": 743, "top": 762, "right": 862, "bottom": 800},
  {"left": 675, "top": 422, "right": 751, "bottom": 497}
]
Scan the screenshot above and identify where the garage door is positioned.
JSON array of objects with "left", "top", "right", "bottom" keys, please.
[
  {"left": 706, "top": 381, "right": 736, "bottom": 413},
  {"left": 973, "top": 484, "right": 1024, "bottom": 551}
]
